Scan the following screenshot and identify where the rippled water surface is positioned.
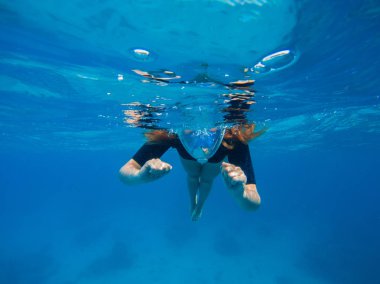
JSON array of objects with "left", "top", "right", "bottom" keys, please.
[{"left": 1, "top": 0, "right": 379, "bottom": 151}]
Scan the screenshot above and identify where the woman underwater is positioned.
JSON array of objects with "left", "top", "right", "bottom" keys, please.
[
  {"left": 120, "top": 68, "right": 264, "bottom": 221},
  {"left": 119, "top": 124, "right": 265, "bottom": 221}
]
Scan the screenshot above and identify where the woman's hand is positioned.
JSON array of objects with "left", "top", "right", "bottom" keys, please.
[
  {"left": 221, "top": 162, "right": 247, "bottom": 189},
  {"left": 119, "top": 158, "right": 172, "bottom": 185},
  {"left": 221, "top": 162, "right": 260, "bottom": 210},
  {"left": 139, "top": 158, "right": 172, "bottom": 181}
]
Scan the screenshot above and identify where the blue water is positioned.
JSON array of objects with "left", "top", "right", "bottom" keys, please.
[{"left": 1, "top": 1, "right": 379, "bottom": 283}]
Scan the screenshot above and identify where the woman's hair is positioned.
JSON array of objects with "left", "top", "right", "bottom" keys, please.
[
  {"left": 144, "top": 129, "right": 176, "bottom": 142},
  {"left": 144, "top": 124, "right": 266, "bottom": 149},
  {"left": 222, "top": 124, "right": 267, "bottom": 149}
]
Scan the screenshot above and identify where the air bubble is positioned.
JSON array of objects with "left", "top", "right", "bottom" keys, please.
[
  {"left": 251, "top": 49, "right": 297, "bottom": 74},
  {"left": 130, "top": 48, "right": 153, "bottom": 61}
]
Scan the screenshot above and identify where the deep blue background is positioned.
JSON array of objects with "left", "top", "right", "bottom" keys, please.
[{"left": 1, "top": 143, "right": 379, "bottom": 283}]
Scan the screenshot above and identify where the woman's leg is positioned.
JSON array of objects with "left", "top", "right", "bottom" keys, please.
[
  {"left": 180, "top": 158, "right": 202, "bottom": 214},
  {"left": 192, "top": 162, "right": 222, "bottom": 220}
]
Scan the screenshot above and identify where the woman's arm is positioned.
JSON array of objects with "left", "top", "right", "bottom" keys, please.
[
  {"left": 119, "top": 158, "right": 172, "bottom": 185},
  {"left": 221, "top": 162, "right": 261, "bottom": 210},
  {"left": 224, "top": 142, "right": 261, "bottom": 210},
  {"left": 119, "top": 142, "right": 172, "bottom": 185}
]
